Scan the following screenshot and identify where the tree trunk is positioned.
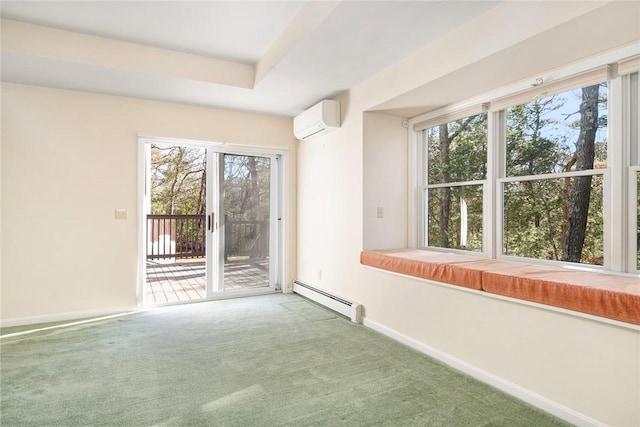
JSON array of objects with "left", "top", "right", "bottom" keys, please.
[
  {"left": 562, "top": 85, "right": 599, "bottom": 262},
  {"left": 438, "top": 124, "right": 451, "bottom": 248}
]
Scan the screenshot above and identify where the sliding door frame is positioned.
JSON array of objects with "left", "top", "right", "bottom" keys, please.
[{"left": 137, "top": 136, "right": 286, "bottom": 306}]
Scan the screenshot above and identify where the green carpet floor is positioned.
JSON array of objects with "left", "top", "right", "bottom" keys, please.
[{"left": 1, "top": 293, "right": 569, "bottom": 426}]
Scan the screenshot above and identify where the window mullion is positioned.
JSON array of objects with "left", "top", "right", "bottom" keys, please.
[
  {"left": 415, "top": 130, "right": 426, "bottom": 249},
  {"left": 486, "top": 111, "right": 500, "bottom": 259},
  {"left": 628, "top": 166, "right": 639, "bottom": 272},
  {"left": 493, "top": 111, "right": 506, "bottom": 259},
  {"left": 407, "top": 131, "right": 426, "bottom": 249},
  {"left": 410, "top": 58, "right": 638, "bottom": 270},
  {"left": 607, "top": 72, "right": 628, "bottom": 272},
  {"left": 498, "top": 169, "right": 606, "bottom": 183},
  {"left": 426, "top": 180, "right": 486, "bottom": 189},
  {"left": 627, "top": 73, "right": 639, "bottom": 272}
]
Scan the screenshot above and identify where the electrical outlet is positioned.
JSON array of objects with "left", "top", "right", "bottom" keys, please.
[
  {"left": 317, "top": 270, "right": 322, "bottom": 280},
  {"left": 376, "top": 206, "right": 384, "bottom": 218}
]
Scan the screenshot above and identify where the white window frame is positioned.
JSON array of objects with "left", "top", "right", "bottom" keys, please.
[
  {"left": 626, "top": 72, "right": 640, "bottom": 273},
  {"left": 629, "top": 166, "right": 640, "bottom": 273},
  {"left": 136, "top": 135, "right": 288, "bottom": 306},
  {"left": 497, "top": 169, "right": 608, "bottom": 269},
  {"left": 417, "top": 115, "right": 489, "bottom": 256},
  {"left": 409, "top": 44, "right": 640, "bottom": 274}
]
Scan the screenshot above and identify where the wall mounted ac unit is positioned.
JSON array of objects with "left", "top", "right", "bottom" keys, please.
[{"left": 293, "top": 99, "right": 340, "bottom": 140}]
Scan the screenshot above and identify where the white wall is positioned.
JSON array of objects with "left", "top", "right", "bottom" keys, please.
[
  {"left": 360, "top": 269, "right": 640, "bottom": 426},
  {"left": 298, "top": 2, "right": 640, "bottom": 426},
  {"left": 363, "top": 112, "right": 408, "bottom": 250},
  {"left": 2, "top": 1, "right": 639, "bottom": 424},
  {"left": 1, "top": 83, "right": 297, "bottom": 324}
]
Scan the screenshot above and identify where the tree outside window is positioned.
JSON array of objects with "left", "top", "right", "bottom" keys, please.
[
  {"left": 424, "top": 113, "right": 487, "bottom": 251},
  {"left": 503, "top": 83, "right": 607, "bottom": 265}
]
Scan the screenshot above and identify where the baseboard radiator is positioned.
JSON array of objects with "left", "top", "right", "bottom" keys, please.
[{"left": 293, "top": 280, "right": 362, "bottom": 323}]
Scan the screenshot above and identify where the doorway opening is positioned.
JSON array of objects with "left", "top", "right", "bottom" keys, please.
[{"left": 139, "top": 139, "right": 282, "bottom": 305}]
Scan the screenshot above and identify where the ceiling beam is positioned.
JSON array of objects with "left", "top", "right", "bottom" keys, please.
[
  {"left": 1, "top": 19, "right": 255, "bottom": 89},
  {"left": 253, "top": 1, "right": 340, "bottom": 87}
]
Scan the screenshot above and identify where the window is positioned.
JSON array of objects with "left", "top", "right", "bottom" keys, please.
[
  {"left": 637, "top": 170, "right": 640, "bottom": 269},
  {"left": 632, "top": 72, "right": 640, "bottom": 272},
  {"left": 501, "top": 83, "right": 607, "bottom": 265},
  {"left": 421, "top": 113, "right": 487, "bottom": 251},
  {"left": 627, "top": 70, "right": 639, "bottom": 272},
  {"left": 413, "top": 53, "right": 640, "bottom": 273},
  {"left": 503, "top": 175, "right": 604, "bottom": 264}
]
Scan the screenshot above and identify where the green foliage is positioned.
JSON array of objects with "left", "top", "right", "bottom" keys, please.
[
  {"left": 150, "top": 148, "right": 271, "bottom": 221},
  {"left": 223, "top": 155, "right": 271, "bottom": 260},
  {"left": 425, "top": 113, "right": 486, "bottom": 251},
  {"left": 223, "top": 155, "right": 271, "bottom": 222},
  {"left": 503, "top": 176, "right": 603, "bottom": 264},
  {"left": 506, "top": 99, "right": 567, "bottom": 176},
  {"left": 150, "top": 148, "right": 272, "bottom": 260},
  {"left": 427, "top": 185, "right": 483, "bottom": 252},
  {"left": 150, "top": 145, "right": 206, "bottom": 214},
  {"left": 502, "top": 85, "right": 607, "bottom": 264},
  {"left": 424, "top": 84, "right": 608, "bottom": 265},
  {"left": 427, "top": 113, "right": 487, "bottom": 184}
]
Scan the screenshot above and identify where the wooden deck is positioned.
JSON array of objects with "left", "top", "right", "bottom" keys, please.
[{"left": 145, "top": 258, "right": 269, "bottom": 304}]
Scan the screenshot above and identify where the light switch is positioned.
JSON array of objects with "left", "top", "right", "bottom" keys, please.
[
  {"left": 115, "top": 209, "right": 127, "bottom": 220},
  {"left": 376, "top": 206, "right": 384, "bottom": 218}
]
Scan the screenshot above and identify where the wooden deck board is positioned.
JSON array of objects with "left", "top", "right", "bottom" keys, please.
[{"left": 145, "top": 259, "right": 268, "bottom": 305}]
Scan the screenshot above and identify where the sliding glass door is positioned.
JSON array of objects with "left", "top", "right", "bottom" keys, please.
[
  {"left": 206, "top": 150, "right": 280, "bottom": 295},
  {"left": 219, "top": 154, "right": 273, "bottom": 291},
  {"left": 143, "top": 139, "right": 281, "bottom": 305}
]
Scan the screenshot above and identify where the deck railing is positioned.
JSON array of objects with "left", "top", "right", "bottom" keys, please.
[
  {"left": 147, "top": 214, "right": 269, "bottom": 261},
  {"left": 147, "top": 214, "right": 206, "bottom": 260},
  {"left": 224, "top": 218, "right": 269, "bottom": 261}
]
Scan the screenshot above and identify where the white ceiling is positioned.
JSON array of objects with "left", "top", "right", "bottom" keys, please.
[
  {"left": 1, "top": 1, "right": 499, "bottom": 117},
  {"left": 1, "top": 1, "right": 306, "bottom": 63}
]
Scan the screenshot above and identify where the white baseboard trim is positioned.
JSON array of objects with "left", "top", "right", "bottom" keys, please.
[
  {"left": 362, "top": 317, "right": 606, "bottom": 427},
  {"left": 0, "top": 306, "right": 138, "bottom": 329}
]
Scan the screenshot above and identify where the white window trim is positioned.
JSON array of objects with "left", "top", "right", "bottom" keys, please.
[
  {"left": 409, "top": 45, "right": 640, "bottom": 273},
  {"left": 408, "top": 128, "right": 420, "bottom": 249},
  {"left": 136, "top": 135, "right": 289, "bottom": 305},
  {"left": 426, "top": 179, "right": 486, "bottom": 189},
  {"left": 420, "top": 180, "right": 487, "bottom": 254},
  {"left": 626, "top": 72, "right": 640, "bottom": 273},
  {"left": 409, "top": 44, "right": 639, "bottom": 128},
  {"left": 498, "top": 169, "right": 605, "bottom": 183},
  {"left": 498, "top": 169, "right": 609, "bottom": 269},
  {"left": 418, "top": 121, "right": 489, "bottom": 255},
  {"left": 629, "top": 166, "right": 640, "bottom": 273}
]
